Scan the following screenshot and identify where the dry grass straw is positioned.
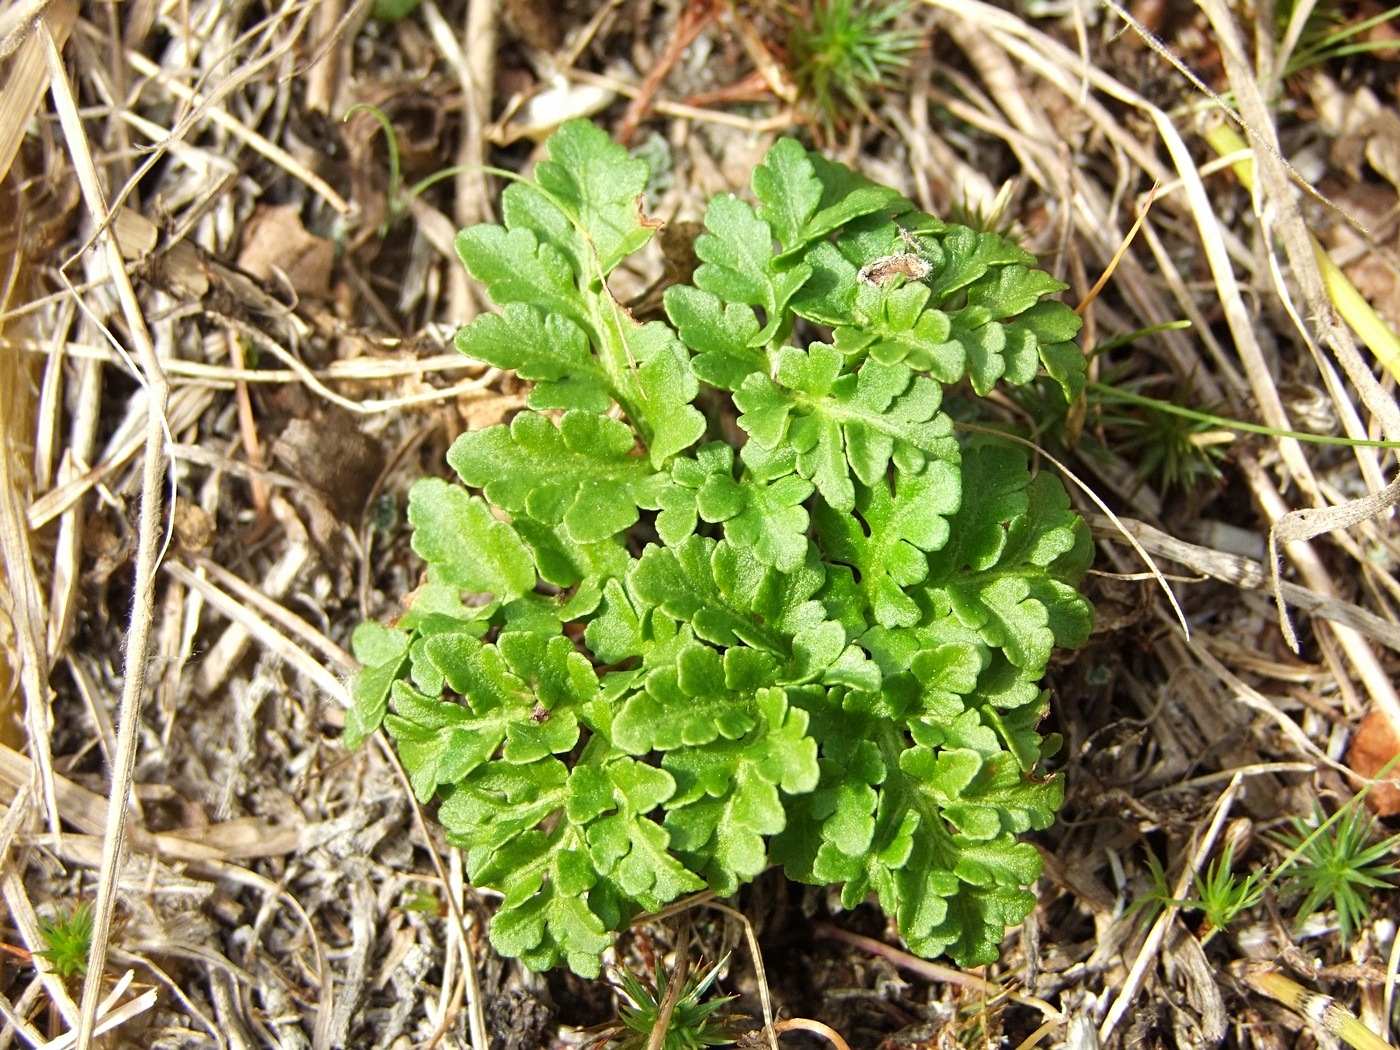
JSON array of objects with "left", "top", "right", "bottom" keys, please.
[
  {"left": 1, "top": 0, "right": 1398, "bottom": 1045},
  {"left": 0, "top": 0, "right": 79, "bottom": 1039},
  {"left": 0, "top": 0, "right": 492, "bottom": 1045},
  {"left": 37, "top": 9, "right": 174, "bottom": 1043}
]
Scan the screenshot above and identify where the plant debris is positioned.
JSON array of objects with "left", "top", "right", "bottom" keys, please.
[{"left": 2, "top": 1, "right": 1399, "bottom": 1047}]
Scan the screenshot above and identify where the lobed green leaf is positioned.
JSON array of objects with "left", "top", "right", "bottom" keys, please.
[
  {"left": 352, "top": 122, "right": 1095, "bottom": 978},
  {"left": 692, "top": 194, "right": 811, "bottom": 344},
  {"left": 813, "top": 466, "right": 961, "bottom": 629},
  {"left": 408, "top": 478, "right": 536, "bottom": 600},
  {"left": 735, "top": 347, "right": 958, "bottom": 511},
  {"left": 344, "top": 622, "right": 409, "bottom": 748},
  {"left": 456, "top": 304, "right": 611, "bottom": 413},
  {"left": 455, "top": 224, "right": 583, "bottom": 324},
  {"left": 448, "top": 411, "right": 665, "bottom": 543},
  {"left": 532, "top": 119, "right": 653, "bottom": 275},
  {"left": 664, "top": 688, "right": 819, "bottom": 893}
]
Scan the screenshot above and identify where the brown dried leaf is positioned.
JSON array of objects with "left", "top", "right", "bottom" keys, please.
[
  {"left": 271, "top": 410, "right": 385, "bottom": 523},
  {"left": 173, "top": 497, "right": 215, "bottom": 554},
  {"left": 1347, "top": 709, "right": 1400, "bottom": 816},
  {"left": 237, "top": 203, "right": 335, "bottom": 298}
]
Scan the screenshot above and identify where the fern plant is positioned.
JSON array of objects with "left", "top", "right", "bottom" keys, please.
[{"left": 347, "top": 120, "right": 1094, "bottom": 977}]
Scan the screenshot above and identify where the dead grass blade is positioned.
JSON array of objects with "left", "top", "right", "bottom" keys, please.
[
  {"left": 0, "top": 0, "right": 76, "bottom": 867},
  {"left": 34, "top": 985, "right": 158, "bottom": 1050},
  {"left": 0, "top": 0, "right": 75, "bottom": 183},
  {"left": 1090, "top": 514, "right": 1400, "bottom": 653},
  {"left": 1099, "top": 773, "right": 1244, "bottom": 1043},
  {"left": 161, "top": 559, "right": 349, "bottom": 704},
  {"left": 120, "top": 46, "right": 349, "bottom": 216},
  {"left": 1238, "top": 964, "right": 1396, "bottom": 1050},
  {"left": 41, "top": 19, "right": 175, "bottom": 1047}
]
